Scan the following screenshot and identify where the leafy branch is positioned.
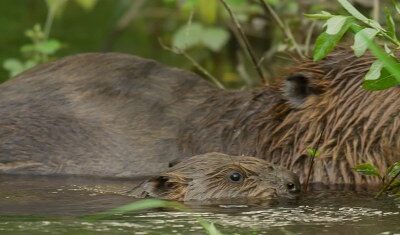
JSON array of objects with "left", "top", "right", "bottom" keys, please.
[
  {"left": 305, "top": 0, "right": 400, "bottom": 91},
  {"left": 353, "top": 161, "right": 400, "bottom": 198}
]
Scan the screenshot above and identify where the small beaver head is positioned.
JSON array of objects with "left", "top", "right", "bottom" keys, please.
[{"left": 130, "top": 152, "right": 300, "bottom": 203}]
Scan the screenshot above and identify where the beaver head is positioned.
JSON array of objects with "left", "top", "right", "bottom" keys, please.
[
  {"left": 180, "top": 47, "right": 399, "bottom": 186},
  {"left": 130, "top": 152, "right": 300, "bottom": 203}
]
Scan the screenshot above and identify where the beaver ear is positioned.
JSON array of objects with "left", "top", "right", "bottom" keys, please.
[
  {"left": 283, "top": 73, "right": 314, "bottom": 107},
  {"left": 168, "top": 158, "right": 181, "bottom": 168},
  {"left": 142, "top": 176, "right": 175, "bottom": 198}
]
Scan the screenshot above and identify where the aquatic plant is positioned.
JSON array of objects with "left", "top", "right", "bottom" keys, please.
[{"left": 88, "top": 199, "right": 223, "bottom": 235}]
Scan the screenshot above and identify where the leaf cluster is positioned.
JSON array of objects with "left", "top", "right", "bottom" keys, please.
[
  {"left": 2, "top": 24, "right": 61, "bottom": 77},
  {"left": 306, "top": 0, "right": 400, "bottom": 90}
]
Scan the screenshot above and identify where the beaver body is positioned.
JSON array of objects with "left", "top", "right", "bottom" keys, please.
[
  {"left": 129, "top": 152, "right": 300, "bottom": 203},
  {"left": 0, "top": 53, "right": 215, "bottom": 177},
  {"left": 0, "top": 49, "right": 398, "bottom": 185}
]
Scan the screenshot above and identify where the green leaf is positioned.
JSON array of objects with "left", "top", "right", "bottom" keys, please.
[
  {"left": 353, "top": 163, "right": 381, "bottom": 178},
  {"left": 338, "top": 0, "right": 384, "bottom": 31},
  {"left": 84, "top": 199, "right": 188, "bottom": 221},
  {"left": 304, "top": 11, "right": 333, "bottom": 20},
  {"left": 337, "top": 0, "right": 368, "bottom": 21},
  {"left": 74, "top": 0, "right": 98, "bottom": 11},
  {"left": 225, "top": 0, "right": 247, "bottom": 8},
  {"left": 351, "top": 28, "right": 379, "bottom": 57},
  {"left": 181, "top": 0, "right": 198, "bottom": 11},
  {"left": 25, "top": 24, "right": 45, "bottom": 41},
  {"left": 362, "top": 35, "right": 400, "bottom": 84},
  {"left": 172, "top": 23, "right": 203, "bottom": 50},
  {"left": 363, "top": 67, "right": 399, "bottom": 90},
  {"left": 313, "top": 18, "right": 353, "bottom": 61},
  {"left": 325, "top": 16, "right": 349, "bottom": 35},
  {"left": 389, "top": 179, "right": 400, "bottom": 190},
  {"left": 384, "top": 8, "right": 397, "bottom": 41},
  {"left": 3, "top": 59, "right": 25, "bottom": 77},
  {"left": 2, "top": 59, "right": 37, "bottom": 78},
  {"left": 35, "top": 40, "right": 62, "bottom": 55},
  {"left": 201, "top": 27, "right": 230, "bottom": 52},
  {"left": 102, "top": 199, "right": 186, "bottom": 215},
  {"left": 388, "top": 161, "right": 400, "bottom": 178},
  {"left": 306, "top": 148, "right": 320, "bottom": 158},
  {"left": 364, "top": 60, "right": 384, "bottom": 81},
  {"left": 24, "top": 60, "right": 37, "bottom": 70},
  {"left": 198, "top": 221, "right": 224, "bottom": 235},
  {"left": 20, "top": 44, "right": 36, "bottom": 54},
  {"left": 349, "top": 23, "right": 364, "bottom": 33},
  {"left": 197, "top": 0, "right": 217, "bottom": 24}
]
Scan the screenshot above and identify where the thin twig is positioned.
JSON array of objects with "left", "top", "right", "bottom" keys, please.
[
  {"left": 158, "top": 39, "right": 225, "bottom": 89},
  {"left": 258, "top": 0, "right": 305, "bottom": 59},
  {"left": 219, "top": 0, "right": 267, "bottom": 84},
  {"left": 372, "top": 0, "right": 379, "bottom": 22},
  {"left": 304, "top": 21, "right": 316, "bottom": 57},
  {"left": 103, "top": 0, "right": 146, "bottom": 51},
  {"left": 304, "top": 125, "right": 326, "bottom": 192}
]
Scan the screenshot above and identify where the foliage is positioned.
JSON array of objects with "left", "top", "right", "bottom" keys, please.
[
  {"left": 2, "top": 0, "right": 99, "bottom": 78},
  {"left": 353, "top": 161, "right": 400, "bottom": 198},
  {"left": 172, "top": 22, "right": 230, "bottom": 52},
  {"left": 306, "top": 147, "right": 320, "bottom": 158},
  {"left": 306, "top": 0, "right": 400, "bottom": 91},
  {"left": 0, "top": 0, "right": 341, "bottom": 86},
  {"left": 45, "top": 0, "right": 98, "bottom": 15},
  {"left": 2, "top": 24, "right": 61, "bottom": 77}
]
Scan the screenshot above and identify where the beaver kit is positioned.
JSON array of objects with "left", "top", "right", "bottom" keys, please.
[
  {"left": 0, "top": 48, "right": 398, "bottom": 187},
  {"left": 129, "top": 152, "right": 300, "bottom": 204}
]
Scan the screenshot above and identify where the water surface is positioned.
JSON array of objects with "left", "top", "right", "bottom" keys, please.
[{"left": 0, "top": 175, "right": 399, "bottom": 235}]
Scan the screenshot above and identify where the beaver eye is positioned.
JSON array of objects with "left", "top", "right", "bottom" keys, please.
[
  {"left": 228, "top": 171, "right": 244, "bottom": 183},
  {"left": 286, "top": 182, "right": 299, "bottom": 193}
]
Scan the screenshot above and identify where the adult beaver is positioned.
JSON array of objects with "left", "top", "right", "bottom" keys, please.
[
  {"left": 0, "top": 48, "right": 398, "bottom": 186},
  {"left": 129, "top": 152, "right": 300, "bottom": 203}
]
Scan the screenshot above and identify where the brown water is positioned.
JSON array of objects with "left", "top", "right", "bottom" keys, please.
[{"left": 0, "top": 175, "right": 399, "bottom": 235}]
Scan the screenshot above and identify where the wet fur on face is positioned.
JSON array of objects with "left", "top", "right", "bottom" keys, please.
[{"left": 130, "top": 152, "right": 300, "bottom": 203}]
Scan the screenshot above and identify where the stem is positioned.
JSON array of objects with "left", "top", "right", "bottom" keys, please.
[
  {"left": 375, "top": 169, "right": 400, "bottom": 198},
  {"left": 303, "top": 157, "right": 315, "bottom": 192},
  {"left": 303, "top": 125, "right": 326, "bottom": 192},
  {"left": 159, "top": 39, "right": 225, "bottom": 89},
  {"left": 219, "top": 0, "right": 267, "bottom": 84},
  {"left": 44, "top": 0, "right": 67, "bottom": 39},
  {"left": 103, "top": 0, "right": 146, "bottom": 51},
  {"left": 44, "top": 7, "right": 55, "bottom": 39},
  {"left": 258, "top": 0, "right": 305, "bottom": 59},
  {"left": 305, "top": 21, "right": 316, "bottom": 56},
  {"left": 372, "top": 0, "right": 379, "bottom": 22}
]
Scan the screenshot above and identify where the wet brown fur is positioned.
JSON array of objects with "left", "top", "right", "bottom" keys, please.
[
  {"left": 0, "top": 48, "right": 398, "bottom": 187},
  {"left": 179, "top": 49, "right": 400, "bottom": 186}
]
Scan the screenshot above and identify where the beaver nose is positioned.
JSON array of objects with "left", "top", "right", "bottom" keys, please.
[{"left": 286, "top": 182, "right": 300, "bottom": 194}]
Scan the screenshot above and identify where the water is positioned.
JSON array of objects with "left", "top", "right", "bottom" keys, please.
[{"left": 0, "top": 175, "right": 399, "bottom": 235}]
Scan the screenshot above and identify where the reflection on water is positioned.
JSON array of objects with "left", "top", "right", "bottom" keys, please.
[{"left": 0, "top": 175, "right": 399, "bottom": 235}]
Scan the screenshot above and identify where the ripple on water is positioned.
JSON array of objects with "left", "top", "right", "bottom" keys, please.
[{"left": 0, "top": 175, "right": 399, "bottom": 234}]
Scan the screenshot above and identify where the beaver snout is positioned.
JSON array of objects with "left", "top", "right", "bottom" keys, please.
[{"left": 129, "top": 152, "right": 301, "bottom": 204}]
